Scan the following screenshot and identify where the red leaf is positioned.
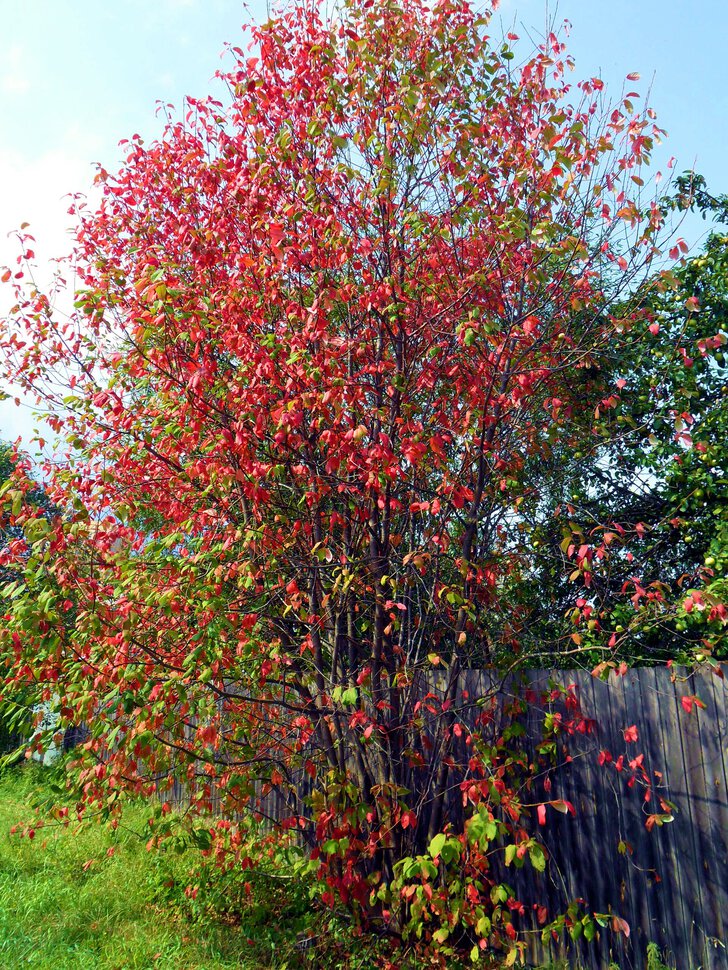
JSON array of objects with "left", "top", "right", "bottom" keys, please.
[{"left": 681, "top": 695, "right": 705, "bottom": 714}]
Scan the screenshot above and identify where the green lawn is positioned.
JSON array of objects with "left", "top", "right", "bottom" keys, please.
[
  {"left": 4, "top": 767, "right": 658, "bottom": 970},
  {"left": 0, "top": 767, "right": 304, "bottom": 970}
]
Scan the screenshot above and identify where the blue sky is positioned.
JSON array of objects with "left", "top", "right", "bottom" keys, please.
[
  {"left": 1, "top": 0, "right": 726, "bottom": 446},
  {"left": 496, "top": 0, "right": 727, "bottom": 209}
]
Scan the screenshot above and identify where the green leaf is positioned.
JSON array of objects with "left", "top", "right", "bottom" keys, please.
[
  {"left": 476, "top": 914, "right": 491, "bottom": 937},
  {"left": 529, "top": 843, "right": 546, "bottom": 872},
  {"left": 466, "top": 813, "right": 485, "bottom": 844},
  {"left": 429, "top": 833, "right": 446, "bottom": 858},
  {"left": 440, "top": 839, "right": 461, "bottom": 864},
  {"left": 341, "top": 687, "right": 358, "bottom": 706},
  {"left": 493, "top": 884, "right": 509, "bottom": 903},
  {"left": 402, "top": 857, "right": 420, "bottom": 879},
  {"left": 191, "top": 828, "right": 212, "bottom": 850},
  {"left": 25, "top": 518, "right": 50, "bottom": 542}
]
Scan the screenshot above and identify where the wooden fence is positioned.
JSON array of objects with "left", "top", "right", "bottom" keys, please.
[
  {"left": 487, "top": 666, "right": 728, "bottom": 969},
  {"left": 246, "top": 665, "right": 728, "bottom": 969},
  {"left": 36, "top": 663, "right": 721, "bottom": 969}
]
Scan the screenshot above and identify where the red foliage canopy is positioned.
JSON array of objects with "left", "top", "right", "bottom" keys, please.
[{"left": 0, "top": 0, "right": 672, "bottom": 958}]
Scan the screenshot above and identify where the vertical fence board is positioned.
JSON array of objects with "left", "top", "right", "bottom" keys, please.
[
  {"left": 679, "top": 667, "right": 715, "bottom": 966},
  {"left": 712, "top": 669, "right": 728, "bottom": 969},
  {"left": 600, "top": 671, "right": 634, "bottom": 967},
  {"left": 640, "top": 666, "right": 689, "bottom": 967},
  {"left": 697, "top": 668, "right": 728, "bottom": 969},
  {"left": 580, "top": 671, "right": 619, "bottom": 969}
]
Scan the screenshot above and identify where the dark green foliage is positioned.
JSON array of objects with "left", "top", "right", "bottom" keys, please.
[
  {"left": 494, "top": 179, "right": 727, "bottom": 667},
  {"left": 0, "top": 444, "right": 60, "bottom": 754}
]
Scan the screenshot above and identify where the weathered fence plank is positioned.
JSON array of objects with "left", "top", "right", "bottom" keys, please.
[
  {"left": 640, "top": 666, "right": 688, "bottom": 968},
  {"left": 700, "top": 669, "right": 728, "bottom": 969}
]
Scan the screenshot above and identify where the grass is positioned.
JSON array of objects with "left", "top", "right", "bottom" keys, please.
[
  {"left": 7, "top": 765, "right": 680, "bottom": 970},
  {"left": 0, "top": 766, "right": 304, "bottom": 969},
  {"left": 0, "top": 765, "right": 407, "bottom": 969},
  {"left": 0, "top": 764, "right": 593, "bottom": 970}
]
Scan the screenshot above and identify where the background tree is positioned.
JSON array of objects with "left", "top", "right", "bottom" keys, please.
[
  {"left": 0, "top": 443, "right": 59, "bottom": 753},
  {"left": 511, "top": 177, "right": 727, "bottom": 666},
  {"left": 0, "top": 0, "right": 718, "bottom": 960}
]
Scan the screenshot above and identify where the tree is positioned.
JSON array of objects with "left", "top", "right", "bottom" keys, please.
[
  {"left": 0, "top": 442, "right": 59, "bottom": 753},
  {"left": 0, "top": 0, "right": 712, "bottom": 961},
  {"left": 512, "top": 177, "right": 727, "bottom": 667}
]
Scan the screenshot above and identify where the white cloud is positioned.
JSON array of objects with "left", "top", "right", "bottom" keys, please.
[
  {"left": 0, "top": 147, "right": 92, "bottom": 292},
  {"left": 0, "top": 396, "right": 51, "bottom": 455},
  {"left": 1, "top": 74, "right": 30, "bottom": 95},
  {"left": 0, "top": 144, "right": 102, "bottom": 450},
  {"left": 0, "top": 43, "right": 31, "bottom": 95}
]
